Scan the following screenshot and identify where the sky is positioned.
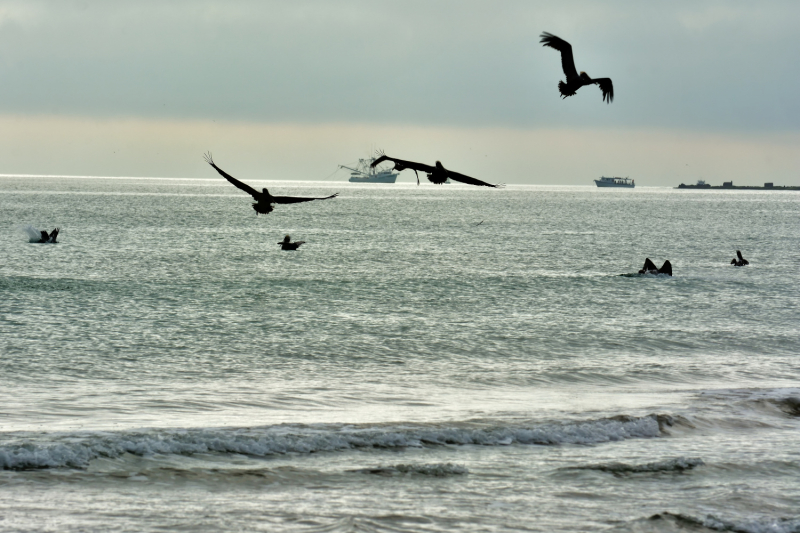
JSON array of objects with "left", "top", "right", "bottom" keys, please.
[{"left": 0, "top": 0, "right": 798, "bottom": 185}]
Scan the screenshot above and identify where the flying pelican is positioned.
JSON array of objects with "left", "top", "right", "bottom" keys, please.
[
  {"left": 370, "top": 154, "right": 503, "bottom": 188},
  {"left": 204, "top": 153, "right": 338, "bottom": 215},
  {"left": 540, "top": 32, "right": 614, "bottom": 103}
]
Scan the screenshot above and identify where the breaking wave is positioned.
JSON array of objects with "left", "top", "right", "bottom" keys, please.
[
  {"left": 577, "top": 456, "right": 705, "bottom": 476},
  {"left": 649, "top": 512, "right": 800, "bottom": 533},
  {"left": 0, "top": 414, "right": 674, "bottom": 471},
  {"left": 351, "top": 463, "right": 468, "bottom": 476},
  {"left": 767, "top": 396, "right": 800, "bottom": 417},
  {"left": 698, "top": 389, "right": 800, "bottom": 421}
]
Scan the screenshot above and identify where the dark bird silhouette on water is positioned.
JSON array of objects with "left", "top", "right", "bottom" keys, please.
[
  {"left": 370, "top": 154, "right": 503, "bottom": 188},
  {"left": 639, "top": 258, "right": 672, "bottom": 276},
  {"left": 278, "top": 235, "right": 305, "bottom": 250},
  {"left": 38, "top": 228, "right": 59, "bottom": 243},
  {"left": 731, "top": 251, "right": 749, "bottom": 266},
  {"left": 540, "top": 32, "right": 614, "bottom": 103},
  {"left": 204, "top": 153, "right": 338, "bottom": 215}
]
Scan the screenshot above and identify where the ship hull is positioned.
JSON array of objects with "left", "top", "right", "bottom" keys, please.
[
  {"left": 349, "top": 175, "right": 397, "bottom": 183},
  {"left": 342, "top": 155, "right": 399, "bottom": 183},
  {"left": 677, "top": 183, "right": 800, "bottom": 190},
  {"left": 595, "top": 180, "right": 634, "bottom": 188}
]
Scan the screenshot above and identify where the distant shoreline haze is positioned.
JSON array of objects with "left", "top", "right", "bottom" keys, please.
[{"left": 0, "top": 116, "right": 797, "bottom": 187}]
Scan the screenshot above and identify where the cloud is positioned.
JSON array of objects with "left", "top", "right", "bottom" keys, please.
[
  {"left": 0, "top": 1, "right": 798, "bottom": 183},
  {"left": 0, "top": 0, "right": 798, "bottom": 131}
]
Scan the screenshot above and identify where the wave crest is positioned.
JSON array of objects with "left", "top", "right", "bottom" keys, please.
[
  {"left": 0, "top": 414, "right": 668, "bottom": 471},
  {"left": 352, "top": 463, "right": 468, "bottom": 477},
  {"left": 650, "top": 512, "right": 800, "bottom": 533},
  {"left": 580, "top": 457, "right": 705, "bottom": 476}
]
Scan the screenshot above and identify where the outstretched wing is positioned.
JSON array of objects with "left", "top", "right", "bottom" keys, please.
[
  {"left": 203, "top": 152, "right": 260, "bottom": 199},
  {"left": 370, "top": 155, "right": 436, "bottom": 174},
  {"left": 640, "top": 258, "right": 658, "bottom": 272},
  {"left": 592, "top": 78, "right": 614, "bottom": 103},
  {"left": 270, "top": 192, "right": 339, "bottom": 204},
  {"left": 540, "top": 32, "right": 578, "bottom": 80},
  {"left": 446, "top": 170, "right": 504, "bottom": 189}
]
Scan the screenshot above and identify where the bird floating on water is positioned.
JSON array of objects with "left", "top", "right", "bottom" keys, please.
[
  {"left": 278, "top": 235, "right": 305, "bottom": 250},
  {"left": 36, "top": 228, "right": 59, "bottom": 243},
  {"left": 540, "top": 32, "right": 614, "bottom": 103},
  {"left": 731, "top": 251, "right": 749, "bottom": 266},
  {"left": 204, "top": 153, "right": 338, "bottom": 215},
  {"left": 639, "top": 258, "right": 672, "bottom": 276},
  {"left": 370, "top": 153, "right": 503, "bottom": 188}
]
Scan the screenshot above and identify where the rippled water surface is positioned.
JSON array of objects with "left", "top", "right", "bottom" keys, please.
[{"left": 1, "top": 176, "right": 799, "bottom": 532}]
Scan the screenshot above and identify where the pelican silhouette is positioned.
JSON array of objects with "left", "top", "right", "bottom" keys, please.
[
  {"left": 37, "top": 228, "right": 59, "bottom": 243},
  {"left": 204, "top": 153, "right": 338, "bottom": 215},
  {"left": 370, "top": 154, "right": 502, "bottom": 188},
  {"left": 540, "top": 32, "right": 614, "bottom": 103},
  {"left": 731, "top": 251, "right": 749, "bottom": 266},
  {"left": 278, "top": 235, "right": 305, "bottom": 250},
  {"left": 638, "top": 258, "right": 672, "bottom": 276}
]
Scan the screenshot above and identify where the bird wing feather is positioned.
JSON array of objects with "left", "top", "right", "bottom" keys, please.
[
  {"left": 270, "top": 193, "right": 339, "bottom": 204},
  {"left": 540, "top": 32, "right": 578, "bottom": 80},
  {"left": 446, "top": 170, "right": 504, "bottom": 188},
  {"left": 592, "top": 78, "right": 614, "bottom": 103},
  {"left": 204, "top": 152, "right": 261, "bottom": 198},
  {"left": 370, "top": 155, "right": 436, "bottom": 174}
]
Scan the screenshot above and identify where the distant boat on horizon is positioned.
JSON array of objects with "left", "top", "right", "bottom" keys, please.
[
  {"left": 677, "top": 180, "right": 800, "bottom": 190},
  {"left": 340, "top": 155, "right": 398, "bottom": 183},
  {"left": 595, "top": 176, "right": 634, "bottom": 188}
]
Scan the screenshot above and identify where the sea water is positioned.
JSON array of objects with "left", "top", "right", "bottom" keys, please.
[{"left": 1, "top": 176, "right": 798, "bottom": 532}]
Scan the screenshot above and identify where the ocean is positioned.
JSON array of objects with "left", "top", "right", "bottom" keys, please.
[{"left": 1, "top": 176, "right": 799, "bottom": 532}]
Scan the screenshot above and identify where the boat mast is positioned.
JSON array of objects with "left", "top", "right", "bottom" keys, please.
[{"left": 338, "top": 164, "right": 366, "bottom": 177}]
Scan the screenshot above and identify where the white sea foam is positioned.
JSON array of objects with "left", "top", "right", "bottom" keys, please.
[
  {"left": 21, "top": 224, "right": 44, "bottom": 242},
  {"left": 0, "top": 414, "right": 665, "bottom": 470}
]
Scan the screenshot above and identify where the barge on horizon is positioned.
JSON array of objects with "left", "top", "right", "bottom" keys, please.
[{"left": 677, "top": 180, "right": 800, "bottom": 190}]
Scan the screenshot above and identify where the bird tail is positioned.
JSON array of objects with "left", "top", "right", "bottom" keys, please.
[
  {"left": 558, "top": 81, "right": 576, "bottom": 99},
  {"left": 252, "top": 203, "right": 273, "bottom": 215}
]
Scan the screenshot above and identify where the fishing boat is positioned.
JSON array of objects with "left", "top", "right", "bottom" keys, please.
[
  {"left": 340, "top": 156, "right": 398, "bottom": 183},
  {"left": 594, "top": 176, "right": 634, "bottom": 188}
]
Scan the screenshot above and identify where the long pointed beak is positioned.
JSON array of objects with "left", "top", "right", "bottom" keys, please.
[{"left": 413, "top": 169, "right": 420, "bottom": 186}]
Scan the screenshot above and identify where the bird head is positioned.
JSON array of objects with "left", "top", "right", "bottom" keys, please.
[
  {"left": 283, "top": 235, "right": 291, "bottom": 243},
  {"left": 435, "top": 161, "right": 445, "bottom": 170},
  {"left": 262, "top": 188, "right": 269, "bottom": 195},
  {"left": 580, "top": 71, "right": 591, "bottom": 81}
]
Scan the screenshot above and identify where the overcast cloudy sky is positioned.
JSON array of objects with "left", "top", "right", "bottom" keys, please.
[{"left": 1, "top": 0, "right": 798, "bottom": 185}]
